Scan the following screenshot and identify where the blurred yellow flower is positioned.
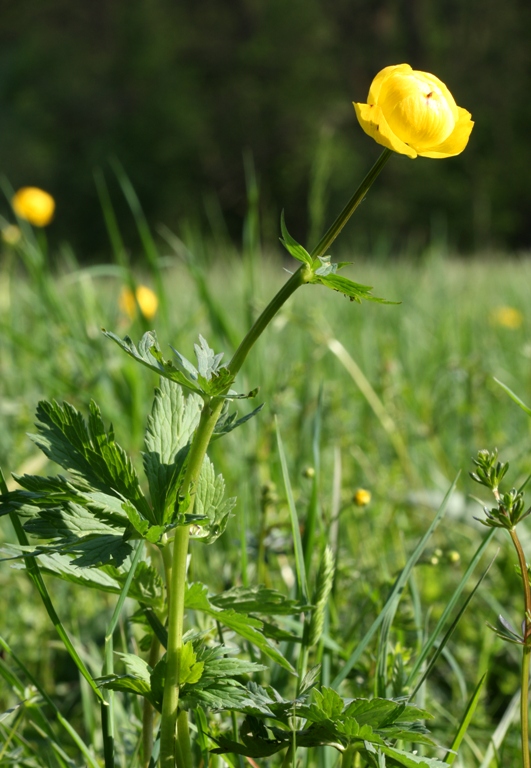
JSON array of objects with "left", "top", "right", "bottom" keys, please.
[
  {"left": 1, "top": 224, "right": 22, "bottom": 245},
  {"left": 353, "top": 488, "right": 371, "bottom": 507},
  {"left": 490, "top": 306, "right": 523, "bottom": 329},
  {"left": 12, "top": 187, "right": 55, "bottom": 227},
  {"left": 354, "top": 64, "right": 474, "bottom": 159},
  {"left": 119, "top": 285, "right": 159, "bottom": 320}
]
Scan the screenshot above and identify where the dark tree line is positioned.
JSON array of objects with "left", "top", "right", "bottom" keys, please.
[{"left": 1, "top": 0, "right": 530, "bottom": 256}]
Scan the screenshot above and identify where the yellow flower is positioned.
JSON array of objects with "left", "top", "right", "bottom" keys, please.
[
  {"left": 12, "top": 187, "right": 55, "bottom": 226},
  {"left": 490, "top": 306, "right": 523, "bottom": 330},
  {"left": 353, "top": 64, "right": 474, "bottom": 158},
  {"left": 119, "top": 285, "right": 159, "bottom": 320},
  {"left": 353, "top": 488, "right": 371, "bottom": 507}
]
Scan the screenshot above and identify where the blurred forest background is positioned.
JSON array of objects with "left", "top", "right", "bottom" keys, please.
[{"left": 1, "top": 0, "right": 530, "bottom": 258}]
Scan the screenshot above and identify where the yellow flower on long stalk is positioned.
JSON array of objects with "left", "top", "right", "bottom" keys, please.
[
  {"left": 354, "top": 64, "right": 474, "bottom": 158},
  {"left": 119, "top": 285, "right": 159, "bottom": 320},
  {"left": 12, "top": 187, "right": 56, "bottom": 226}
]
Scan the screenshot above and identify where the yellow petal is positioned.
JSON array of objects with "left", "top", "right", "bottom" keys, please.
[
  {"left": 12, "top": 187, "right": 55, "bottom": 227},
  {"left": 367, "top": 63, "right": 412, "bottom": 104},
  {"left": 378, "top": 71, "right": 458, "bottom": 150},
  {"left": 353, "top": 102, "right": 417, "bottom": 158},
  {"left": 418, "top": 108, "right": 474, "bottom": 158}
]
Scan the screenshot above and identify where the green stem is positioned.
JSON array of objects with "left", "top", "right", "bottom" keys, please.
[
  {"left": 510, "top": 528, "right": 531, "bottom": 768},
  {"left": 177, "top": 709, "right": 193, "bottom": 768},
  {"left": 522, "top": 646, "right": 531, "bottom": 768},
  {"left": 228, "top": 148, "right": 392, "bottom": 377},
  {"left": 309, "top": 148, "right": 392, "bottom": 259},
  {"left": 510, "top": 529, "right": 531, "bottom": 635},
  {"left": 157, "top": 149, "right": 393, "bottom": 766}
]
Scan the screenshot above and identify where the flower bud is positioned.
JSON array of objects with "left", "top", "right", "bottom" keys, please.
[{"left": 354, "top": 64, "right": 473, "bottom": 159}]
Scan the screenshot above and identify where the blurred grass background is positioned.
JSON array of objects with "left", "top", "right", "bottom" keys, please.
[{"left": 1, "top": 0, "right": 530, "bottom": 255}]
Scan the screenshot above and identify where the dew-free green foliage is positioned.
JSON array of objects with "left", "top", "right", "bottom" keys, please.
[{"left": 2, "top": 218, "right": 531, "bottom": 766}]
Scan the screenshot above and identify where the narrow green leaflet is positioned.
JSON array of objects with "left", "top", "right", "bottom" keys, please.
[
  {"left": 212, "top": 400, "right": 264, "bottom": 441},
  {"left": 280, "top": 212, "right": 313, "bottom": 266},
  {"left": 192, "top": 456, "right": 236, "bottom": 544},
  {"left": 310, "top": 273, "right": 392, "bottom": 304},
  {"left": 143, "top": 378, "right": 202, "bottom": 522},
  {"left": 103, "top": 329, "right": 205, "bottom": 395}
]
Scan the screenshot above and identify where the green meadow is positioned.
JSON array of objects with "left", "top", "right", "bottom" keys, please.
[{"left": 2, "top": 221, "right": 531, "bottom": 766}]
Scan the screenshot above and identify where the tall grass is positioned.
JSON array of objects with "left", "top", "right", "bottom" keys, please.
[{"left": 2, "top": 208, "right": 531, "bottom": 765}]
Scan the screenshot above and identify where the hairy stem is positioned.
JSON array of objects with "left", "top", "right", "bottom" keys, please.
[{"left": 159, "top": 401, "right": 223, "bottom": 767}]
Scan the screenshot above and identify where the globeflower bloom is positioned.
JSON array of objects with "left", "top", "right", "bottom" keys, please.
[
  {"left": 119, "top": 285, "right": 159, "bottom": 320},
  {"left": 354, "top": 64, "right": 473, "bottom": 159},
  {"left": 12, "top": 187, "right": 55, "bottom": 226}
]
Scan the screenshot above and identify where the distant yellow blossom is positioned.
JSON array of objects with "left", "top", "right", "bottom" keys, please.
[
  {"left": 1, "top": 225, "right": 22, "bottom": 245},
  {"left": 12, "top": 187, "right": 55, "bottom": 227},
  {"left": 490, "top": 306, "right": 523, "bottom": 330},
  {"left": 119, "top": 285, "right": 159, "bottom": 320},
  {"left": 354, "top": 64, "right": 474, "bottom": 159},
  {"left": 353, "top": 488, "right": 371, "bottom": 507}
]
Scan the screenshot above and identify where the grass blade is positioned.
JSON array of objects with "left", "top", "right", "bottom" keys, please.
[
  {"left": 445, "top": 671, "right": 487, "bottom": 765},
  {"left": 409, "top": 554, "right": 497, "bottom": 699},
  {"left": 493, "top": 377, "right": 531, "bottom": 416},
  {"left": 276, "top": 417, "right": 309, "bottom": 602},
  {"left": 406, "top": 529, "right": 497, "bottom": 687},
  {"left": 0, "top": 636, "right": 100, "bottom": 768}
]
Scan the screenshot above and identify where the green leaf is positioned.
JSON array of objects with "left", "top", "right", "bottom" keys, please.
[
  {"left": 313, "top": 255, "right": 337, "bottom": 277},
  {"left": 280, "top": 212, "right": 312, "bottom": 266},
  {"left": 22, "top": 502, "right": 132, "bottom": 567},
  {"left": 210, "top": 585, "right": 309, "bottom": 615},
  {"left": 212, "top": 401, "right": 264, "bottom": 441},
  {"left": 179, "top": 641, "right": 205, "bottom": 685},
  {"left": 311, "top": 273, "right": 391, "bottom": 304},
  {"left": 184, "top": 582, "right": 295, "bottom": 672},
  {"left": 103, "top": 330, "right": 205, "bottom": 395},
  {"left": 192, "top": 456, "right": 236, "bottom": 544},
  {"left": 378, "top": 746, "right": 449, "bottom": 767},
  {"left": 143, "top": 378, "right": 202, "bottom": 523},
  {"left": 30, "top": 399, "right": 153, "bottom": 522}
]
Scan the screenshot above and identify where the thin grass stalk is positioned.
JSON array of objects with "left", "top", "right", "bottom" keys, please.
[
  {"left": 0, "top": 637, "right": 100, "bottom": 768},
  {"left": 101, "top": 540, "right": 145, "bottom": 768}
]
